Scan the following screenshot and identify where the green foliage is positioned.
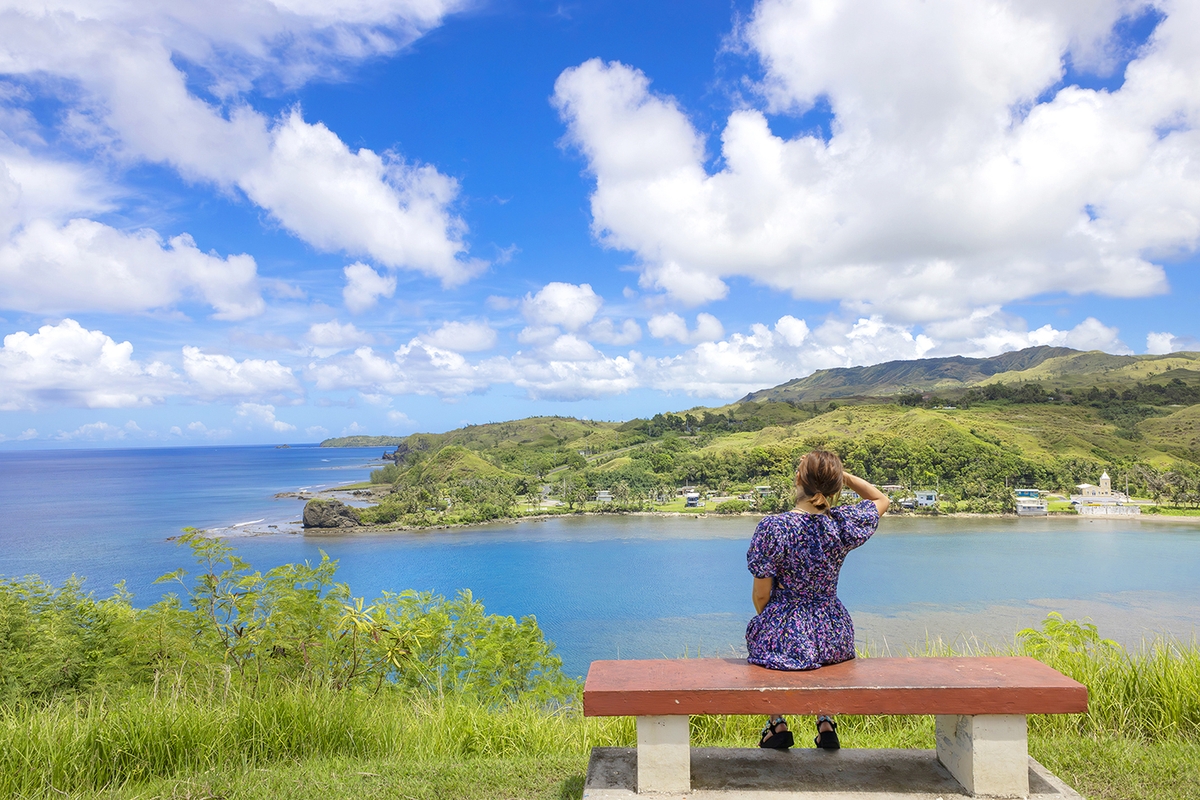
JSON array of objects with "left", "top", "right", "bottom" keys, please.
[
  {"left": 0, "top": 690, "right": 606, "bottom": 798},
  {"left": 361, "top": 476, "right": 521, "bottom": 526},
  {"left": 1018, "top": 613, "right": 1200, "bottom": 741},
  {"left": 1, "top": 534, "right": 571, "bottom": 709},
  {"left": 620, "top": 402, "right": 814, "bottom": 438},
  {"left": 713, "top": 499, "right": 750, "bottom": 514},
  {"left": 369, "top": 463, "right": 402, "bottom": 484},
  {"left": 348, "top": 408, "right": 1200, "bottom": 524},
  {"left": 3, "top": 611, "right": 1198, "bottom": 798},
  {"left": 0, "top": 577, "right": 138, "bottom": 702}
]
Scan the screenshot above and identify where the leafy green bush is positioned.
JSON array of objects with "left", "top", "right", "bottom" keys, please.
[
  {"left": 0, "top": 577, "right": 141, "bottom": 702},
  {"left": 714, "top": 499, "right": 750, "bottom": 514},
  {"left": 369, "top": 463, "right": 402, "bottom": 484},
  {"left": 1, "top": 534, "right": 571, "bottom": 705}
]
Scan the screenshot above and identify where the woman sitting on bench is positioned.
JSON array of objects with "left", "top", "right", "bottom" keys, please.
[{"left": 746, "top": 449, "right": 889, "bottom": 750}]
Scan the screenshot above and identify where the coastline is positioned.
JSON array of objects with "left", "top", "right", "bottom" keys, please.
[{"left": 203, "top": 487, "right": 1200, "bottom": 538}]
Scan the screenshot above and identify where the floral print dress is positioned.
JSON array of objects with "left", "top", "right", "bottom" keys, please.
[{"left": 745, "top": 501, "right": 880, "bottom": 670}]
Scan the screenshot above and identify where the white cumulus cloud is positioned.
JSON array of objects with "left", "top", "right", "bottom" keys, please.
[
  {"left": 0, "top": 0, "right": 480, "bottom": 318},
  {"left": 587, "top": 317, "right": 642, "bottom": 346},
  {"left": 942, "top": 312, "right": 1130, "bottom": 357},
  {"left": 522, "top": 282, "right": 603, "bottom": 331},
  {"left": 0, "top": 139, "right": 113, "bottom": 236},
  {"left": 235, "top": 402, "right": 296, "bottom": 433},
  {"left": 181, "top": 346, "right": 301, "bottom": 400},
  {"left": 1146, "top": 331, "right": 1200, "bottom": 354},
  {"left": 305, "top": 320, "right": 375, "bottom": 355},
  {"left": 647, "top": 312, "right": 724, "bottom": 344},
  {"left": 240, "top": 111, "right": 484, "bottom": 285},
  {"left": 420, "top": 320, "right": 497, "bottom": 352},
  {"left": 553, "top": 0, "right": 1199, "bottom": 321},
  {"left": 342, "top": 262, "right": 397, "bottom": 313},
  {"left": 0, "top": 427, "right": 38, "bottom": 443},
  {"left": 295, "top": 305, "right": 1138, "bottom": 401},
  {"left": 0, "top": 318, "right": 176, "bottom": 409},
  {"left": 0, "top": 219, "right": 263, "bottom": 318},
  {"left": 56, "top": 421, "right": 135, "bottom": 441},
  {"left": 646, "top": 315, "right": 937, "bottom": 398},
  {"left": 509, "top": 334, "right": 639, "bottom": 401},
  {"left": 387, "top": 409, "right": 415, "bottom": 427},
  {"left": 307, "top": 339, "right": 496, "bottom": 397},
  {"left": 641, "top": 311, "right": 1135, "bottom": 399},
  {"left": 775, "top": 315, "right": 809, "bottom": 347}
]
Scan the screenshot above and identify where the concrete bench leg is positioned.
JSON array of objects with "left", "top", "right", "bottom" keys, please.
[
  {"left": 636, "top": 715, "right": 689, "bottom": 793},
  {"left": 936, "top": 714, "right": 1029, "bottom": 798}
]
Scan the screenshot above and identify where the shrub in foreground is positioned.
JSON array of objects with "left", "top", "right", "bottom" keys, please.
[{"left": 0, "top": 533, "right": 572, "bottom": 704}]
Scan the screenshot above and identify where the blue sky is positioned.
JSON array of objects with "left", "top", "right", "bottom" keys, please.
[{"left": 1, "top": 0, "right": 1198, "bottom": 446}]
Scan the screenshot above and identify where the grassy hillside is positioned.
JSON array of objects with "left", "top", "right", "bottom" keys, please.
[
  {"left": 322, "top": 347, "right": 1200, "bottom": 525},
  {"left": 742, "top": 346, "right": 1200, "bottom": 403},
  {"left": 323, "top": 416, "right": 620, "bottom": 451},
  {"left": 975, "top": 351, "right": 1200, "bottom": 390},
  {"left": 397, "top": 445, "right": 521, "bottom": 483},
  {"left": 1139, "top": 404, "right": 1200, "bottom": 463},
  {"left": 743, "top": 345, "right": 1078, "bottom": 402},
  {"left": 775, "top": 403, "right": 1185, "bottom": 468}
]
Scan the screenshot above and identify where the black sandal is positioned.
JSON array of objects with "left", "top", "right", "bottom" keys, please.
[
  {"left": 815, "top": 715, "right": 840, "bottom": 749},
  {"left": 759, "top": 716, "right": 794, "bottom": 750}
]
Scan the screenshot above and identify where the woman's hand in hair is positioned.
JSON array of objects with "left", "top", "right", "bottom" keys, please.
[{"left": 842, "top": 472, "right": 890, "bottom": 516}]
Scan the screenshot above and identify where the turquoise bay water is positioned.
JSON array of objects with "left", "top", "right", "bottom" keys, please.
[{"left": 2, "top": 445, "right": 1198, "bottom": 678}]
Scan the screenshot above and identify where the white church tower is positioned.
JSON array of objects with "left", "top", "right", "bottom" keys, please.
[{"left": 1099, "top": 471, "right": 1111, "bottom": 494}]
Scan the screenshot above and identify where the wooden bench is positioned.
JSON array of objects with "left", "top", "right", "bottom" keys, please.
[{"left": 583, "top": 657, "right": 1087, "bottom": 798}]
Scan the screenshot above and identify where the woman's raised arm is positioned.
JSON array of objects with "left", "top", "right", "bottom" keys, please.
[{"left": 843, "top": 472, "right": 890, "bottom": 516}]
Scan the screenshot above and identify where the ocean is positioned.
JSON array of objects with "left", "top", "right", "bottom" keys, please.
[{"left": 2, "top": 444, "right": 1198, "bottom": 678}]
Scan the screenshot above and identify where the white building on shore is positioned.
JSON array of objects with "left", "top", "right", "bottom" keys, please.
[
  {"left": 1070, "top": 472, "right": 1141, "bottom": 516},
  {"left": 1016, "top": 497, "right": 1048, "bottom": 516}
]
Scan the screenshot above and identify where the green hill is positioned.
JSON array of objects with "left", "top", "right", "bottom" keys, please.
[
  {"left": 323, "top": 416, "right": 620, "bottom": 453},
  {"left": 399, "top": 445, "right": 521, "bottom": 484},
  {"left": 713, "top": 403, "right": 1183, "bottom": 469},
  {"left": 975, "top": 351, "right": 1200, "bottom": 390},
  {"left": 742, "top": 346, "right": 1200, "bottom": 403},
  {"left": 742, "top": 345, "right": 1079, "bottom": 402},
  {"left": 323, "top": 346, "right": 1200, "bottom": 524}
]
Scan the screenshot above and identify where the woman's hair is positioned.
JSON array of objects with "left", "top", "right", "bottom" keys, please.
[{"left": 795, "top": 450, "right": 844, "bottom": 512}]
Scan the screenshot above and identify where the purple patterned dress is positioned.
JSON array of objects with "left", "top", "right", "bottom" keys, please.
[{"left": 745, "top": 501, "right": 880, "bottom": 670}]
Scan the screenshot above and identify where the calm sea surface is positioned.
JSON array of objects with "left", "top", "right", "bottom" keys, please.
[{"left": 2, "top": 445, "right": 1198, "bottom": 678}]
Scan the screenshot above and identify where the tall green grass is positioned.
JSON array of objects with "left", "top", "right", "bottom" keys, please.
[
  {"left": 0, "top": 686, "right": 623, "bottom": 798},
  {"left": 3, "top": 614, "right": 1197, "bottom": 799}
]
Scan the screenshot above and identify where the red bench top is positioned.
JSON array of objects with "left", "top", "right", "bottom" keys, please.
[{"left": 583, "top": 657, "right": 1087, "bottom": 717}]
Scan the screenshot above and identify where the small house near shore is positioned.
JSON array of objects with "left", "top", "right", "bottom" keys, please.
[{"left": 1016, "top": 497, "right": 1048, "bottom": 516}]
